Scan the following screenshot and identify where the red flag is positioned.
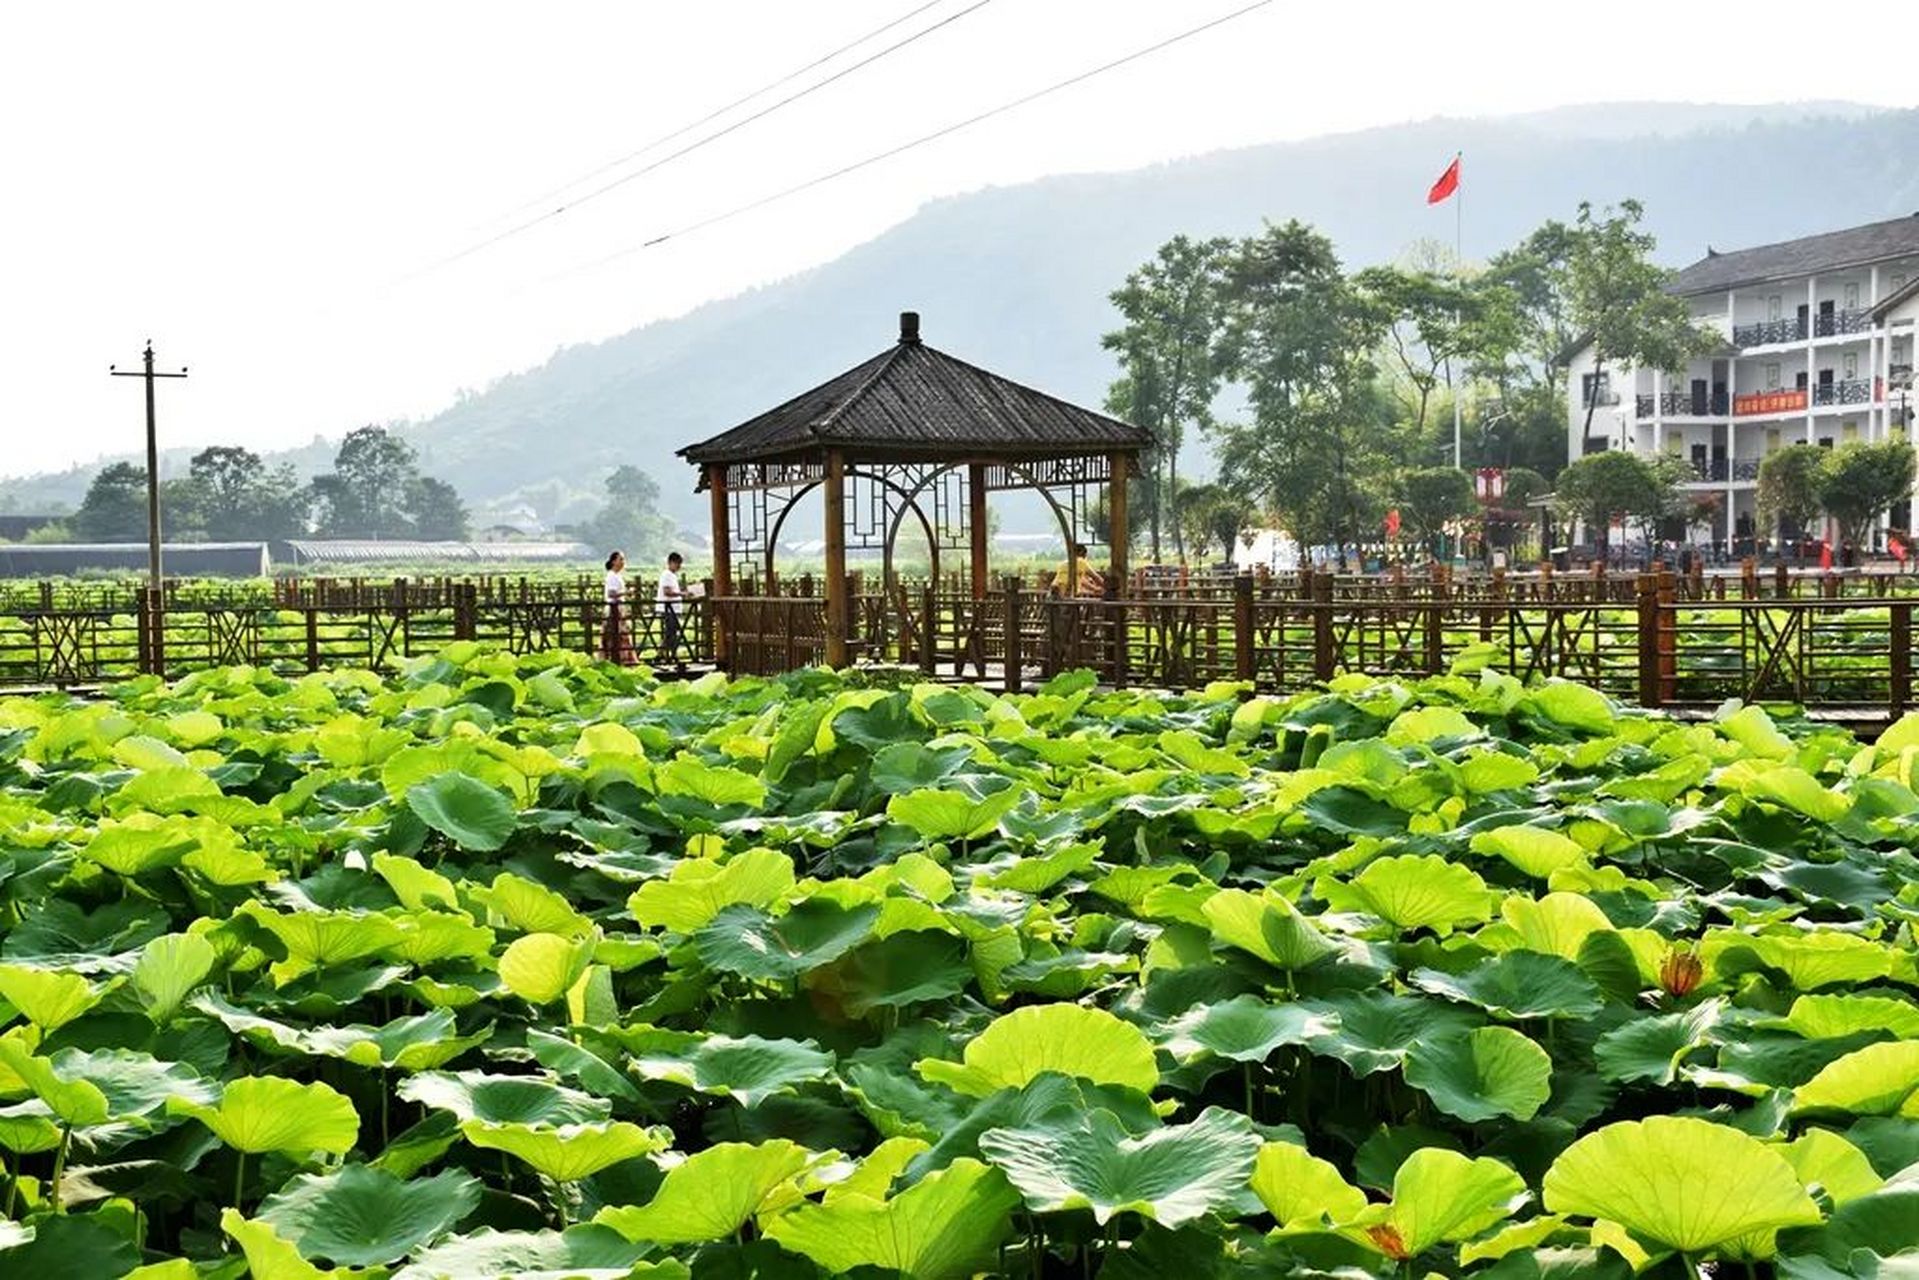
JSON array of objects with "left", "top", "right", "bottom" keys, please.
[
  {"left": 1384, "top": 509, "right": 1401, "bottom": 537},
  {"left": 1819, "top": 540, "right": 1834, "bottom": 571},
  {"left": 1426, "top": 155, "right": 1460, "bottom": 205}
]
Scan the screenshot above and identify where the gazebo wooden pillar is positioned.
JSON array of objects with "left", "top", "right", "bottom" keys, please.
[
  {"left": 706, "top": 462, "right": 732, "bottom": 664},
  {"left": 968, "top": 462, "right": 989, "bottom": 600},
  {"left": 823, "top": 449, "right": 849, "bottom": 667},
  {"left": 1108, "top": 450, "right": 1129, "bottom": 589}
]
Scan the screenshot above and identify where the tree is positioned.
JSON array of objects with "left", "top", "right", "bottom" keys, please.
[
  {"left": 1757, "top": 444, "right": 1826, "bottom": 557},
  {"left": 1396, "top": 467, "right": 1476, "bottom": 556},
  {"left": 1102, "top": 235, "right": 1232, "bottom": 563},
  {"left": 1566, "top": 200, "right": 1716, "bottom": 439},
  {"left": 1213, "top": 221, "right": 1393, "bottom": 567},
  {"left": 582, "top": 465, "right": 673, "bottom": 560},
  {"left": 1355, "top": 266, "right": 1514, "bottom": 452},
  {"left": 1553, "top": 451, "right": 1664, "bottom": 562},
  {"left": 405, "top": 476, "right": 470, "bottom": 541},
  {"left": 71, "top": 462, "right": 150, "bottom": 541},
  {"left": 1819, "top": 440, "right": 1916, "bottom": 554},
  {"left": 312, "top": 426, "right": 418, "bottom": 538},
  {"left": 189, "top": 446, "right": 306, "bottom": 541}
]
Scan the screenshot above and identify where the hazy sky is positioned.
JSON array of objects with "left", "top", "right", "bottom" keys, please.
[{"left": 5, "top": 0, "right": 1917, "bottom": 479}]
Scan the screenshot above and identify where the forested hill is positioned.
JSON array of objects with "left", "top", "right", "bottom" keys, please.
[{"left": 10, "top": 103, "right": 1919, "bottom": 524}]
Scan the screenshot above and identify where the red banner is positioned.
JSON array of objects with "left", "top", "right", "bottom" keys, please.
[{"left": 1734, "top": 389, "right": 1806, "bottom": 415}]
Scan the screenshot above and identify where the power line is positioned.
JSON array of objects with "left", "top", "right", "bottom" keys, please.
[
  {"left": 566, "top": 0, "right": 1275, "bottom": 274},
  {"left": 402, "top": 0, "right": 993, "bottom": 282},
  {"left": 489, "top": 0, "right": 952, "bottom": 225}
]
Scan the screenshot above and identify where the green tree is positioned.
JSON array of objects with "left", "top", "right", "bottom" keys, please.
[
  {"left": 1553, "top": 450, "right": 1663, "bottom": 562},
  {"left": 1214, "top": 221, "right": 1393, "bottom": 567},
  {"left": 189, "top": 446, "right": 306, "bottom": 541},
  {"left": 1566, "top": 200, "right": 1715, "bottom": 440},
  {"left": 582, "top": 465, "right": 673, "bottom": 561},
  {"left": 1102, "top": 235, "right": 1232, "bottom": 563},
  {"left": 312, "top": 426, "right": 418, "bottom": 538},
  {"left": 72, "top": 462, "right": 150, "bottom": 541},
  {"left": 1355, "top": 266, "right": 1514, "bottom": 452},
  {"left": 1819, "top": 440, "right": 1916, "bottom": 554},
  {"left": 405, "top": 476, "right": 470, "bottom": 541},
  {"left": 1757, "top": 443, "right": 1826, "bottom": 557},
  {"left": 1396, "top": 466, "right": 1476, "bottom": 556}
]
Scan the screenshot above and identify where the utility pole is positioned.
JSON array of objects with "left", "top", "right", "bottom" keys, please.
[
  {"left": 109, "top": 341, "right": 188, "bottom": 591},
  {"left": 110, "top": 342, "right": 188, "bottom": 675}
]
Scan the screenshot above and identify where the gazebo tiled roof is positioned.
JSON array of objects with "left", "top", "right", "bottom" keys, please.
[{"left": 678, "top": 312, "right": 1152, "bottom": 473}]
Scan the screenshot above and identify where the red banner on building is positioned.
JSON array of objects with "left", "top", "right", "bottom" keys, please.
[{"left": 1734, "top": 389, "right": 1807, "bottom": 415}]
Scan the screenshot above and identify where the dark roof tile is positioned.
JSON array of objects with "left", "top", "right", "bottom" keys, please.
[{"left": 1667, "top": 214, "right": 1919, "bottom": 296}]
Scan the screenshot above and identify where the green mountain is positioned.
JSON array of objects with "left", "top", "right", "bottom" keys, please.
[{"left": 10, "top": 103, "right": 1919, "bottom": 527}]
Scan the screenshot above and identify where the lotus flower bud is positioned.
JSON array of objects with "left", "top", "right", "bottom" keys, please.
[
  {"left": 1659, "top": 946, "right": 1704, "bottom": 997},
  {"left": 1366, "top": 1224, "right": 1410, "bottom": 1260}
]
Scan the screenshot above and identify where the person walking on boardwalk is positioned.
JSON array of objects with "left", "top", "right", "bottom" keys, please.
[
  {"left": 657, "top": 551, "right": 688, "bottom": 671},
  {"left": 601, "top": 550, "right": 635, "bottom": 664}
]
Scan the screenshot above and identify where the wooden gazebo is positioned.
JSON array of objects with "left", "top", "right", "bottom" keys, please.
[{"left": 679, "top": 311, "right": 1153, "bottom": 668}]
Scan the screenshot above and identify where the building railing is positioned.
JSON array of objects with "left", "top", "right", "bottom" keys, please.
[
  {"left": 1635, "top": 394, "right": 1654, "bottom": 418},
  {"left": 1733, "top": 459, "right": 1762, "bottom": 481},
  {"left": 1734, "top": 318, "right": 1807, "bottom": 347},
  {"left": 1811, "top": 378, "right": 1874, "bottom": 406},
  {"left": 1813, "top": 309, "right": 1874, "bottom": 337},
  {"left": 1685, "top": 459, "right": 1730, "bottom": 482}
]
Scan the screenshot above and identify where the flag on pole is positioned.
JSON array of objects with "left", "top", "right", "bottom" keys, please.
[
  {"left": 1384, "top": 509, "right": 1401, "bottom": 538},
  {"left": 1426, "top": 154, "right": 1460, "bottom": 205}
]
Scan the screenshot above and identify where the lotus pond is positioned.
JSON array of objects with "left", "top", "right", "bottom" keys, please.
[{"left": 1, "top": 649, "right": 1919, "bottom": 1278}]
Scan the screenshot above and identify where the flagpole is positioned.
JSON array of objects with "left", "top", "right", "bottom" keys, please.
[{"left": 1452, "top": 150, "right": 1464, "bottom": 474}]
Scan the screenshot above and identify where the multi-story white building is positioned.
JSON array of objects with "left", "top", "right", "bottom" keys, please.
[{"left": 1566, "top": 215, "right": 1919, "bottom": 551}]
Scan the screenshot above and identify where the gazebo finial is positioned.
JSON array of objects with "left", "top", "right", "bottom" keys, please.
[{"left": 899, "top": 311, "right": 921, "bottom": 345}]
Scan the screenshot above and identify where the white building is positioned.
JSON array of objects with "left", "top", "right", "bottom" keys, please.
[{"left": 1567, "top": 214, "right": 1919, "bottom": 551}]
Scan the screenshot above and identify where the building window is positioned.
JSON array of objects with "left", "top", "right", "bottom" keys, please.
[
  {"left": 1580, "top": 372, "right": 1612, "bottom": 406},
  {"left": 1819, "top": 437, "right": 1834, "bottom": 449},
  {"left": 1844, "top": 421, "right": 1860, "bottom": 442},
  {"left": 1768, "top": 294, "right": 1782, "bottom": 321},
  {"left": 1765, "top": 363, "right": 1781, "bottom": 390},
  {"left": 1844, "top": 352, "right": 1858, "bottom": 379},
  {"left": 1766, "top": 427, "right": 1781, "bottom": 450},
  {"left": 1845, "top": 283, "right": 1860, "bottom": 310}
]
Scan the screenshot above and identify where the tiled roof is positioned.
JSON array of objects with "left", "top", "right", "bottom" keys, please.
[
  {"left": 1667, "top": 214, "right": 1919, "bottom": 296},
  {"left": 679, "top": 313, "right": 1153, "bottom": 466}
]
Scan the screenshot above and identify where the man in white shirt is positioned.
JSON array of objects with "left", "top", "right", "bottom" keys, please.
[{"left": 656, "top": 552, "right": 687, "bottom": 670}]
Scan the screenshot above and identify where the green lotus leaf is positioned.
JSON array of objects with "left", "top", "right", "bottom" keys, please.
[
  {"left": 113, "top": 765, "right": 220, "bottom": 813},
  {"left": 764, "top": 1156, "right": 1019, "bottom": 1280},
  {"left": 1456, "top": 751, "right": 1541, "bottom": 794},
  {"left": 1360, "top": 1148, "right": 1528, "bottom": 1258},
  {"left": 257, "top": 1165, "right": 482, "bottom": 1267},
  {"left": 1469, "top": 826, "right": 1587, "bottom": 878},
  {"left": 1727, "top": 931, "right": 1897, "bottom": 991},
  {"left": 0, "top": 1042, "right": 215, "bottom": 1127},
  {"left": 469, "top": 872, "right": 591, "bottom": 938},
  {"left": 79, "top": 813, "right": 199, "bottom": 876},
  {"left": 131, "top": 933, "right": 217, "bottom": 1025},
  {"left": 163, "top": 709, "right": 224, "bottom": 747},
  {"left": 1502, "top": 892, "right": 1616, "bottom": 960},
  {"left": 459, "top": 1119, "right": 668, "bottom": 1182},
  {"left": 1157, "top": 728, "right": 1253, "bottom": 775},
  {"left": 369, "top": 854, "right": 461, "bottom": 914},
  {"left": 916, "top": 1004, "right": 1159, "bottom": 1098},
  {"left": 1593, "top": 1001, "right": 1723, "bottom": 1085},
  {"left": 1250, "top": 1139, "right": 1368, "bottom": 1229},
  {"left": 1316, "top": 854, "right": 1494, "bottom": 934},
  {"left": 655, "top": 755, "right": 767, "bottom": 809},
  {"left": 1782, "top": 1130, "right": 1884, "bottom": 1206},
  {"left": 623, "top": 1029, "right": 835, "bottom": 1108},
  {"left": 0, "top": 964, "right": 101, "bottom": 1031},
  {"left": 524, "top": 1030, "right": 642, "bottom": 1103},
  {"left": 498, "top": 931, "right": 595, "bottom": 1006},
  {"left": 1720, "top": 704, "right": 1795, "bottom": 759},
  {"left": 1200, "top": 887, "right": 1339, "bottom": 970},
  {"left": 397, "top": 1070, "right": 611, "bottom": 1126},
  {"left": 978, "top": 1106, "right": 1260, "bottom": 1227},
  {"left": 626, "top": 849, "right": 795, "bottom": 933},
  {"left": 0, "top": 1214, "right": 140, "bottom": 1280},
  {"left": 383, "top": 912, "right": 497, "bottom": 968},
  {"left": 596, "top": 1139, "right": 817, "bottom": 1243},
  {"left": 1794, "top": 1042, "right": 1919, "bottom": 1116},
  {"left": 406, "top": 772, "right": 517, "bottom": 852},
  {"left": 1775, "top": 995, "right": 1919, "bottom": 1041},
  {"left": 1385, "top": 705, "right": 1480, "bottom": 745},
  {"left": 220, "top": 1208, "right": 384, "bottom": 1280},
  {"left": 693, "top": 900, "right": 878, "bottom": 982},
  {"left": 1409, "top": 951, "right": 1605, "bottom": 1021},
  {"left": 807, "top": 930, "right": 973, "bottom": 1018},
  {"left": 1527, "top": 681, "right": 1615, "bottom": 733},
  {"left": 1300, "top": 992, "right": 1481, "bottom": 1076},
  {"left": 1543, "top": 1116, "right": 1822, "bottom": 1254},
  {"left": 391, "top": 1225, "right": 659, "bottom": 1280},
  {"left": 0, "top": 1099, "right": 63, "bottom": 1153},
  {"left": 1157, "top": 995, "right": 1336, "bottom": 1065},
  {"left": 171, "top": 1075, "right": 361, "bottom": 1155},
  {"left": 885, "top": 786, "right": 1021, "bottom": 841},
  {"left": 1402, "top": 1026, "right": 1553, "bottom": 1123},
  {"left": 237, "top": 903, "right": 407, "bottom": 985},
  {"left": 1737, "top": 764, "right": 1850, "bottom": 822}
]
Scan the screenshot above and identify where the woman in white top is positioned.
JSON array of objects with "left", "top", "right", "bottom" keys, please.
[{"left": 600, "top": 550, "right": 634, "bottom": 664}]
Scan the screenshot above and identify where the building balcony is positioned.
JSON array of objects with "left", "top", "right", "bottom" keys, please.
[
  {"left": 1734, "top": 459, "right": 1761, "bottom": 481},
  {"left": 1733, "top": 318, "right": 1806, "bottom": 346},
  {"left": 1810, "top": 378, "right": 1873, "bottom": 407},
  {"left": 1812, "top": 309, "right": 1873, "bottom": 338}
]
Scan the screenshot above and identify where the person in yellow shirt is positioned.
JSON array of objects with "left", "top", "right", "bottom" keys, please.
[{"left": 1051, "top": 543, "right": 1105, "bottom": 597}]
